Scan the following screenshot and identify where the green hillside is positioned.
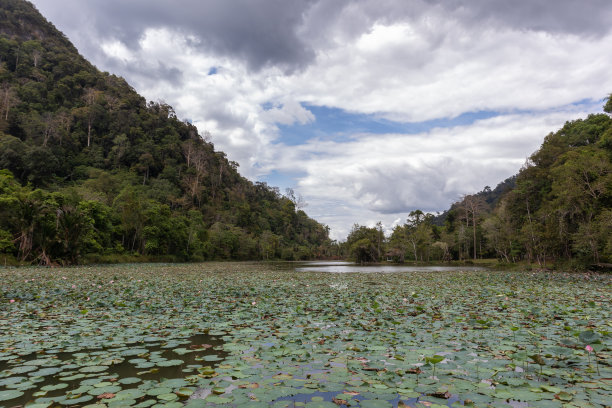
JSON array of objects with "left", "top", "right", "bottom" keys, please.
[
  {"left": 0, "top": 0, "right": 330, "bottom": 265},
  {"left": 347, "top": 101, "right": 612, "bottom": 269}
]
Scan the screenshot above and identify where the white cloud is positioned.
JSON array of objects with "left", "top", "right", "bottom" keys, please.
[
  {"left": 100, "top": 41, "right": 134, "bottom": 63},
  {"left": 268, "top": 107, "right": 601, "bottom": 239}
]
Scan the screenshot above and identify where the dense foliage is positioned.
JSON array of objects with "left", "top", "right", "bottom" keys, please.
[
  {"left": 0, "top": 0, "right": 330, "bottom": 264},
  {"left": 347, "top": 99, "right": 612, "bottom": 268}
]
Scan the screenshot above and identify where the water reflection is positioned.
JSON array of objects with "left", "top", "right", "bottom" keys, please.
[
  {"left": 2, "top": 333, "right": 225, "bottom": 407},
  {"left": 295, "top": 261, "right": 486, "bottom": 273}
]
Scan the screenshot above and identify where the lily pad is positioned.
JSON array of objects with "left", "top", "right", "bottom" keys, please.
[{"left": 0, "top": 390, "right": 24, "bottom": 401}]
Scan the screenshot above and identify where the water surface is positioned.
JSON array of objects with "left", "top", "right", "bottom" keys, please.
[{"left": 295, "top": 261, "right": 486, "bottom": 273}]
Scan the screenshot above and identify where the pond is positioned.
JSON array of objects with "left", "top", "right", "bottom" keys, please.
[{"left": 0, "top": 262, "right": 610, "bottom": 407}]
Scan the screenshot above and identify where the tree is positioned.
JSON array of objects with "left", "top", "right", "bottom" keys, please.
[
  {"left": 77, "top": 87, "right": 102, "bottom": 147},
  {"left": 0, "top": 83, "right": 19, "bottom": 120},
  {"left": 549, "top": 148, "right": 612, "bottom": 263},
  {"left": 113, "top": 186, "right": 147, "bottom": 252},
  {"left": 285, "top": 188, "right": 308, "bottom": 212},
  {"left": 259, "top": 230, "right": 279, "bottom": 260},
  {"left": 405, "top": 210, "right": 434, "bottom": 261},
  {"left": 54, "top": 195, "right": 95, "bottom": 263},
  {"left": 604, "top": 93, "right": 612, "bottom": 115},
  {"left": 461, "top": 195, "right": 487, "bottom": 260},
  {"left": 346, "top": 224, "right": 380, "bottom": 264},
  {"left": 482, "top": 199, "right": 515, "bottom": 262},
  {"left": 388, "top": 224, "right": 408, "bottom": 262}
]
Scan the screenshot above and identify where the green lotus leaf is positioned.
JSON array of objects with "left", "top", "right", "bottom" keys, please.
[
  {"left": 146, "top": 387, "right": 173, "bottom": 397},
  {"left": 116, "top": 389, "right": 146, "bottom": 400},
  {"left": 358, "top": 400, "right": 393, "bottom": 408},
  {"left": 10, "top": 365, "right": 38, "bottom": 374},
  {"left": 555, "top": 391, "right": 573, "bottom": 402},
  {"left": 540, "top": 385, "right": 561, "bottom": 393},
  {"left": 60, "top": 395, "right": 94, "bottom": 405},
  {"left": 0, "top": 390, "right": 24, "bottom": 401},
  {"left": 156, "top": 359, "right": 184, "bottom": 367},
  {"left": 94, "top": 381, "right": 114, "bottom": 388},
  {"left": 118, "top": 377, "right": 142, "bottom": 385},
  {"left": 107, "top": 398, "right": 136, "bottom": 407},
  {"left": 158, "top": 402, "right": 183, "bottom": 408},
  {"left": 88, "top": 385, "right": 122, "bottom": 396},
  {"left": 157, "top": 392, "right": 178, "bottom": 401},
  {"left": 120, "top": 348, "right": 149, "bottom": 357},
  {"left": 79, "top": 365, "right": 109, "bottom": 373},
  {"left": 578, "top": 330, "right": 601, "bottom": 344},
  {"left": 176, "top": 387, "right": 194, "bottom": 397},
  {"left": 183, "top": 399, "right": 207, "bottom": 408},
  {"left": 425, "top": 355, "right": 444, "bottom": 365},
  {"left": 159, "top": 379, "right": 188, "bottom": 388},
  {"left": 41, "top": 383, "right": 69, "bottom": 391},
  {"left": 60, "top": 373, "right": 86, "bottom": 381},
  {"left": 30, "top": 367, "right": 63, "bottom": 376},
  {"left": 133, "top": 400, "right": 156, "bottom": 407}
]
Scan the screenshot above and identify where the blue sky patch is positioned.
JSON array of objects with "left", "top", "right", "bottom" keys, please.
[
  {"left": 274, "top": 104, "right": 500, "bottom": 146},
  {"left": 259, "top": 169, "right": 306, "bottom": 192}
]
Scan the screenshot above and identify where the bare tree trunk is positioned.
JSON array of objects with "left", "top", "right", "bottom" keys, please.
[
  {"left": 87, "top": 118, "right": 92, "bottom": 147},
  {"left": 525, "top": 198, "right": 541, "bottom": 266},
  {"left": 473, "top": 217, "right": 477, "bottom": 260}
]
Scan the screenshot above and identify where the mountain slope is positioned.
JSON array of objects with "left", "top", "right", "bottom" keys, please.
[
  {"left": 0, "top": 0, "right": 330, "bottom": 264},
  {"left": 439, "top": 106, "right": 612, "bottom": 266},
  {"left": 379, "top": 99, "right": 611, "bottom": 268}
]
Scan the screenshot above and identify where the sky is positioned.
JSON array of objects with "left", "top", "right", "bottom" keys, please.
[{"left": 30, "top": 0, "right": 612, "bottom": 240}]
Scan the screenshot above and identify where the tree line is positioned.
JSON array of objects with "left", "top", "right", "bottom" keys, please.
[{"left": 344, "top": 99, "right": 612, "bottom": 269}]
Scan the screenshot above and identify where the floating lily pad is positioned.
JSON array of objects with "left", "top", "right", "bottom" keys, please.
[
  {"left": 147, "top": 387, "right": 173, "bottom": 397},
  {"left": 0, "top": 390, "right": 24, "bottom": 401},
  {"left": 118, "top": 377, "right": 142, "bottom": 385},
  {"left": 60, "top": 394, "right": 94, "bottom": 405},
  {"left": 80, "top": 365, "right": 109, "bottom": 373},
  {"left": 156, "top": 359, "right": 183, "bottom": 367},
  {"left": 157, "top": 393, "right": 178, "bottom": 401}
]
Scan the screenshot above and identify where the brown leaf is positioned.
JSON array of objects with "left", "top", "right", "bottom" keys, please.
[
  {"left": 98, "top": 393, "right": 115, "bottom": 399},
  {"left": 239, "top": 383, "right": 260, "bottom": 389},
  {"left": 428, "top": 391, "right": 452, "bottom": 399},
  {"left": 190, "top": 343, "right": 213, "bottom": 349}
]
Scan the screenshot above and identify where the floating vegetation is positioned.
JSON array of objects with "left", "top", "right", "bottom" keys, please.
[{"left": 0, "top": 263, "right": 610, "bottom": 407}]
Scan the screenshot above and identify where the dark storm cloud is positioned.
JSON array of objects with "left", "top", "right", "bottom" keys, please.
[
  {"left": 354, "top": 0, "right": 612, "bottom": 37},
  {"left": 32, "top": 0, "right": 316, "bottom": 72},
  {"left": 102, "top": 57, "right": 184, "bottom": 88},
  {"left": 432, "top": 0, "right": 612, "bottom": 36},
  {"left": 31, "top": 0, "right": 612, "bottom": 76}
]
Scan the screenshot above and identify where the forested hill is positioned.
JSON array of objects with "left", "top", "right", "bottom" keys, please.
[
  {"left": 0, "top": 0, "right": 330, "bottom": 265},
  {"left": 346, "top": 98, "right": 611, "bottom": 269},
  {"left": 438, "top": 106, "right": 612, "bottom": 267}
]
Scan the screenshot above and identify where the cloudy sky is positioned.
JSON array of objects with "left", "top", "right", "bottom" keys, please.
[{"left": 31, "top": 0, "right": 612, "bottom": 239}]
